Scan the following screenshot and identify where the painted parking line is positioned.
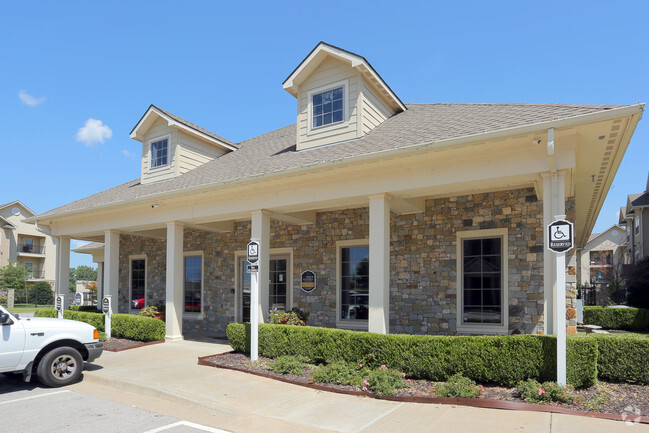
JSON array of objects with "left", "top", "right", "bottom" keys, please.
[
  {"left": 0, "top": 390, "right": 69, "bottom": 406},
  {"left": 144, "top": 421, "right": 232, "bottom": 433}
]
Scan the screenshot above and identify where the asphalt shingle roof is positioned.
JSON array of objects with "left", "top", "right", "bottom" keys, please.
[{"left": 36, "top": 103, "right": 626, "bottom": 219}]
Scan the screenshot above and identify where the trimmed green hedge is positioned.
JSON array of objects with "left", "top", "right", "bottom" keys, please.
[
  {"left": 583, "top": 306, "right": 649, "bottom": 331},
  {"left": 592, "top": 334, "right": 649, "bottom": 384},
  {"left": 226, "top": 323, "right": 597, "bottom": 387},
  {"left": 34, "top": 309, "right": 165, "bottom": 342}
]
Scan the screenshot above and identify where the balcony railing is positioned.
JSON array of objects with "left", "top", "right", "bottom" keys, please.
[
  {"left": 27, "top": 268, "right": 45, "bottom": 279},
  {"left": 18, "top": 244, "right": 45, "bottom": 254}
]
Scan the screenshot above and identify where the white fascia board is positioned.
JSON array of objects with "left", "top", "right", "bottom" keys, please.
[{"left": 29, "top": 104, "right": 644, "bottom": 225}]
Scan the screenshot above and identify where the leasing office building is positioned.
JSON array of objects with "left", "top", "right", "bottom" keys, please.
[{"left": 28, "top": 43, "right": 643, "bottom": 339}]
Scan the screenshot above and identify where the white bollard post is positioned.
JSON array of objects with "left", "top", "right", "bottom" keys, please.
[
  {"left": 102, "top": 296, "right": 112, "bottom": 338},
  {"left": 56, "top": 294, "right": 65, "bottom": 319}
]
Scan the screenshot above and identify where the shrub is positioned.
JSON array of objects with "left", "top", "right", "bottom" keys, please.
[
  {"left": 583, "top": 306, "right": 649, "bottom": 331},
  {"left": 516, "top": 378, "right": 573, "bottom": 404},
  {"left": 592, "top": 334, "right": 649, "bottom": 384},
  {"left": 225, "top": 323, "right": 597, "bottom": 387},
  {"left": 34, "top": 309, "right": 165, "bottom": 342},
  {"left": 269, "top": 355, "right": 309, "bottom": 375},
  {"left": 364, "top": 364, "right": 410, "bottom": 396},
  {"left": 139, "top": 305, "right": 159, "bottom": 318},
  {"left": 435, "top": 373, "right": 483, "bottom": 398},
  {"left": 112, "top": 314, "right": 165, "bottom": 342},
  {"left": 268, "top": 308, "right": 306, "bottom": 326},
  {"left": 311, "top": 361, "right": 364, "bottom": 386},
  {"left": 0, "top": 296, "right": 7, "bottom": 305}
]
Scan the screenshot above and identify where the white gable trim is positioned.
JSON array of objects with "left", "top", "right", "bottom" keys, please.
[
  {"left": 283, "top": 42, "right": 406, "bottom": 113},
  {"left": 130, "top": 106, "right": 237, "bottom": 152}
]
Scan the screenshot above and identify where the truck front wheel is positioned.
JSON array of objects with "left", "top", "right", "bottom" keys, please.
[{"left": 36, "top": 347, "right": 83, "bottom": 387}]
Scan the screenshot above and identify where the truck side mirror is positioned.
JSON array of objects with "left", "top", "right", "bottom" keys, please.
[{"left": 0, "top": 312, "right": 13, "bottom": 325}]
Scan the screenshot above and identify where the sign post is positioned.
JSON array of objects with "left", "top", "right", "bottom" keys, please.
[
  {"left": 75, "top": 292, "right": 83, "bottom": 307},
  {"left": 102, "top": 296, "right": 112, "bottom": 338},
  {"left": 55, "top": 294, "right": 65, "bottom": 320},
  {"left": 547, "top": 217, "right": 573, "bottom": 386},
  {"left": 247, "top": 240, "right": 260, "bottom": 361}
]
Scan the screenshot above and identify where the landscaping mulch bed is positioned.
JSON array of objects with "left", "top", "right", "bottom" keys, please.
[
  {"left": 200, "top": 351, "right": 649, "bottom": 424},
  {"left": 102, "top": 338, "right": 164, "bottom": 352}
]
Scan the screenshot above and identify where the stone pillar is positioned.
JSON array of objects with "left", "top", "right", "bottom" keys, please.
[
  {"left": 55, "top": 236, "right": 70, "bottom": 296},
  {"left": 251, "top": 210, "right": 270, "bottom": 323},
  {"left": 368, "top": 194, "right": 390, "bottom": 334},
  {"left": 104, "top": 231, "right": 120, "bottom": 306},
  {"left": 165, "top": 222, "right": 184, "bottom": 341}
]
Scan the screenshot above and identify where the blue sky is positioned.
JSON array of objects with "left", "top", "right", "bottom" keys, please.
[{"left": 1, "top": 1, "right": 647, "bottom": 268}]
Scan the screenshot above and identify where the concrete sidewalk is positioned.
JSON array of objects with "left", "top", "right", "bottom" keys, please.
[{"left": 70, "top": 340, "right": 648, "bottom": 433}]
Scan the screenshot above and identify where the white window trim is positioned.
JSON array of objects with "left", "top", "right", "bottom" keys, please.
[
  {"left": 306, "top": 79, "right": 349, "bottom": 136},
  {"left": 456, "top": 229, "right": 509, "bottom": 334},
  {"left": 234, "top": 248, "right": 293, "bottom": 323},
  {"left": 336, "top": 239, "right": 369, "bottom": 330},
  {"left": 183, "top": 251, "right": 204, "bottom": 320},
  {"left": 147, "top": 134, "right": 171, "bottom": 173},
  {"left": 129, "top": 254, "right": 147, "bottom": 313}
]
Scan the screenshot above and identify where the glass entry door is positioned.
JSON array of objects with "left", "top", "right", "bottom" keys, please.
[{"left": 239, "top": 255, "right": 289, "bottom": 322}]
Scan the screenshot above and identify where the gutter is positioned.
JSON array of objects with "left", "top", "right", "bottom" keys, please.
[{"left": 26, "top": 104, "right": 644, "bottom": 225}]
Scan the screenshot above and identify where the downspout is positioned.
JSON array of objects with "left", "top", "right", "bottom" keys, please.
[{"left": 34, "top": 219, "right": 52, "bottom": 235}]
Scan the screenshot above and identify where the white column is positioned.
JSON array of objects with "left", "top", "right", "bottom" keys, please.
[
  {"left": 251, "top": 210, "right": 270, "bottom": 323},
  {"left": 96, "top": 262, "right": 104, "bottom": 300},
  {"left": 369, "top": 194, "right": 390, "bottom": 334},
  {"left": 542, "top": 173, "right": 565, "bottom": 334},
  {"left": 104, "top": 230, "right": 120, "bottom": 303},
  {"left": 55, "top": 236, "right": 70, "bottom": 295},
  {"left": 166, "top": 222, "right": 184, "bottom": 341}
]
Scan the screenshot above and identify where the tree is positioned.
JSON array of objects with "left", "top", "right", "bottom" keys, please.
[
  {"left": 69, "top": 267, "right": 77, "bottom": 292},
  {"left": 0, "top": 261, "right": 28, "bottom": 291},
  {"left": 75, "top": 265, "right": 98, "bottom": 281},
  {"left": 30, "top": 281, "right": 55, "bottom": 305}
]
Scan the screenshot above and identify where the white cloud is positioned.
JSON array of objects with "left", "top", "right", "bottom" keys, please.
[
  {"left": 121, "top": 149, "right": 137, "bottom": 158},
  {"left": 18, "top": 90, "right": 45, "bottom": 106},
  {"left": 76, "top": 118, "right": 113, "bottom": 147}
]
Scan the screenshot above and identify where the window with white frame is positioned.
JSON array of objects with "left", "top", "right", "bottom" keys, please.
[
  {"left": 339, "top": 244, "right": 369, "bottom": 322},
  {"left": 130, "top": 258, "right": 146, "bottom": 310},
  {"left": 312, "top": 86, "right": 344, "bottom": 128},
  {"left": 184, "top": 254, "right": 202, "bottom": 314},
  {"left": 457, "top": 229, "right": 508, "bottom": 331},
  {"left": 636, "top": 217, "right": 640, "bottom": 235},
  {"left": 150, "top": 138, "right": 169, "bottom": 169}
]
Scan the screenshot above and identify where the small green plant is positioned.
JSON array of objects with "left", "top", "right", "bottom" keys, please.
[
  {"left": 311, "top": 361, "right": 364, "bottom": 386},
  {"left": 364, "top": 365, "right": 411, "bottom": 396},
  {"left": 269, "top": 355, "right": 310, "bottom": 375},
  {"left": 435, "top": 373, "right": 484, "bottom": 398},
  {"left": 516, "top": 379, "right": 573, "bottom": 404},
  {"left": 139, "top": 305, "right": 158, "bottom": 318},
  {"left": 583, "top": 393, "right": 608, "bottom": 412}
]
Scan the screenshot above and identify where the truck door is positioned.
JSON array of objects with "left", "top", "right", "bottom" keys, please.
[{"left": 0, "top": 307, "right": 26, "bottom": 370}]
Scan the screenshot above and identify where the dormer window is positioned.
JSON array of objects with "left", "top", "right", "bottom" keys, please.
[
  {"left": 313, "top": 86, "right": 343, "bottom": 128},
  {"left": 151, "top": 138, "right": 169, "bottom": 169}
]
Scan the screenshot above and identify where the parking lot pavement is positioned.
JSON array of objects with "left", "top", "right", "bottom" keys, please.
[{"left": 0, "top": 374, "right": 231, "bottom": 433}]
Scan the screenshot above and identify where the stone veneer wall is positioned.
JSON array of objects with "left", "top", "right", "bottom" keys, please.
[{"left": 115, "top": 187, "right": 565, "bottom": 337}]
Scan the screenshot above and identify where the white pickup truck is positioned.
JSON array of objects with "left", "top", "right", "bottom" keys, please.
[{"left": 0, "top": 305, "right": 103, "bottom": 387}]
